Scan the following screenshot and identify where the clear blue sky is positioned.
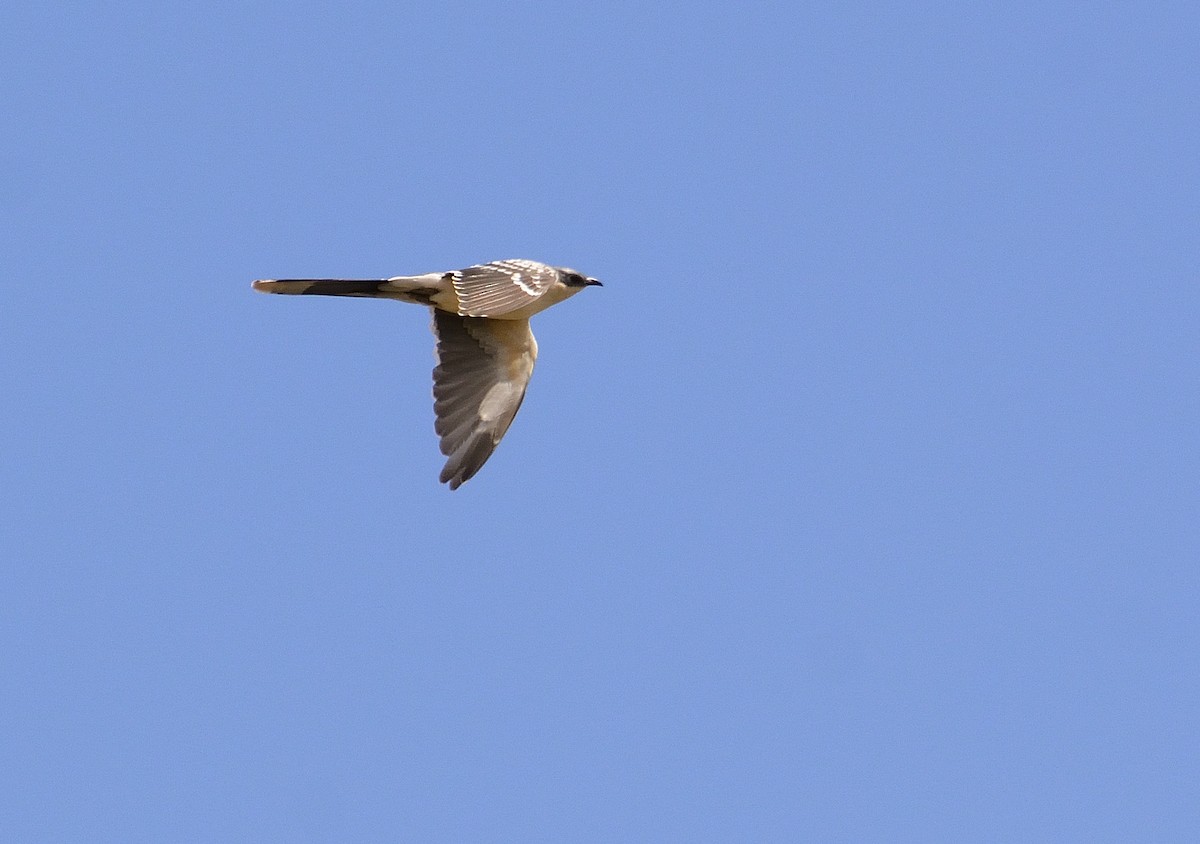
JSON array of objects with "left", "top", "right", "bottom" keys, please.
[{"left": 3, "top": 2, "right": 1197, "bottom": 840}]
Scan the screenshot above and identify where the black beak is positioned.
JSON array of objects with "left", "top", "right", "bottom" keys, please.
[{"left": 585, "top": 277, "right": 603, "bottom": 287}]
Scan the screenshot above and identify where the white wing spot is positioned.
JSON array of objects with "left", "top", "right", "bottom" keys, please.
[
  {"left": 478, "top": 382, "right": 519, "bottom": 421},
  {"left": 511, "top": 272, "right": 540, "bottom": 295}
]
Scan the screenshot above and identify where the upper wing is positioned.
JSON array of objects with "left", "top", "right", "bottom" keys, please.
[
  {"left": 432, "top": 310, "right": 538, "bottom": 489},
  {"left": 450, "top": 260, "right": 558, "bottom": 317}
]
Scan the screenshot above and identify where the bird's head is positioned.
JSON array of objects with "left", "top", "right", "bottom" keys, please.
[{"left": 558, "top": 268, "right": 603, "bottom": 289}]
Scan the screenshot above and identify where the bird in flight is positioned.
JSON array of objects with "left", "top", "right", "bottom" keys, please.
[{"left": 253, "top": 259, "right": 602, "bottom": 489}]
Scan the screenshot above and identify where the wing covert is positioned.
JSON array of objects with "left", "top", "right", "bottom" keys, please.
[{"left": 450, "top": 259, "right": 558, "bottom": 317}]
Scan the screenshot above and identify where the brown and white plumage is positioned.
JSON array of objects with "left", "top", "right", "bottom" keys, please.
[{"left": 253, "top": 259, "right": 601, "bottom": 489}]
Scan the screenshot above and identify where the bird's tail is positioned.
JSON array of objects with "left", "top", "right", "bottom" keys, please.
[
  {"left": 252, "top": 278, "right": 393, "bottom": 296},
  {"left": 252, "top": 276, "right": 446, "bottom": 307}
]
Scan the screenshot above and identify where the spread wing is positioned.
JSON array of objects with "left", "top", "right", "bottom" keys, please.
[
  {"left": 432, "top": 310, "right": 538, "bottom": 489},
  {"left": 450, "top": 259, "right": 558, "bottom": 317}
]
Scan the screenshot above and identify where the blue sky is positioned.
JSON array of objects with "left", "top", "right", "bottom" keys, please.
[{"left": 2, "top": 1, "right": 1197, "bottom": 840}]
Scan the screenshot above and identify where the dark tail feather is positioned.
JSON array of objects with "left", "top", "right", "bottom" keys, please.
[{"left": 252, "top": 279, "right": 390, "bottom": 296}]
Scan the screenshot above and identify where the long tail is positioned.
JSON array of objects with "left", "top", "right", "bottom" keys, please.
[
  {"left": 252, "top": 278, "right": 393, "bottom": 296},
  {"left": 252, "top": 276, "right": 446, "bottom": 307}
]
